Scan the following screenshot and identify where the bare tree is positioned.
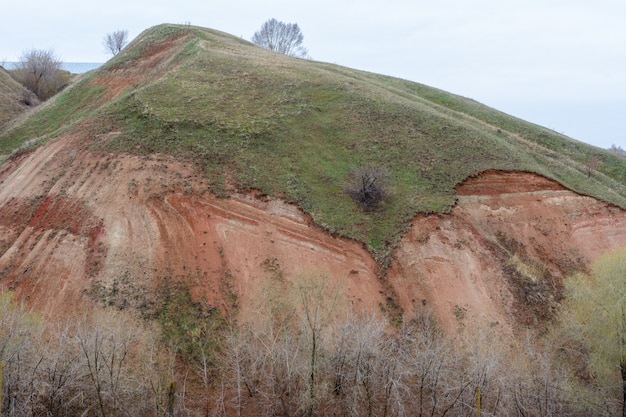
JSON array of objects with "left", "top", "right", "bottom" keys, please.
[
  {"left": 103, "top": 30, "right": 129, "bottom": 56},
  {"left": 142, "top": 343, "right": 179, "bottom": 417},
  {"left": 295, "top": 272, "right": 344, "bottom": 416},
  {"left": 345, "top": 165, "right": 390, "bottom": 211},
  {"left": 401, "top": 312, "right": 471, "bottom": 417},
  {"left": 584, "top": 155, "right": 601, "bottom": 178},
  {"left": 30, "top": 322, "right": 84, "bottom": 417},
  {"left": 13, "top": 48, "right": 67, "bottom": 100},
  {"left": 0, "top": 291, "right": 43, "bottom": 416},
  {"left": 327, "top": 313, "right": 398, "bottom": 417},
  {"left": 609, "top": 144, "right": 626, "bottom": 155},
  {"left": 252, "top": 18, "right": 309, "bottom": 58},
  {"left": 75, "top": 310, "right": 143, "bottom": 417}
]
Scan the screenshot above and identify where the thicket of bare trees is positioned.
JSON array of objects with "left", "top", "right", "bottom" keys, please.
[
  {"left": 11, "top": 49, "right": 69, "bottom": 100},
  {"left": 0, "top": 293, "right": 174, "bottom": 417},
  {"left": 214, "top": 272, "right": 613, "bottom": 417},
  {"left": 217, "top": 310, "right": 601, "bottom": 417},
  {"left": 1, "top": 265, "right": 621, "bottom": 417}
]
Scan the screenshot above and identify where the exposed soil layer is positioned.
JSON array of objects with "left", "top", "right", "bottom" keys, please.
[
  {"left": 1, "top": 134, "right": 626, "bottom": 332},
  {"left": 457, "top": 170, "right": 568, "bottom": 195},
  {"left": 387, "top": 169, "right": 626, "bottom": 332},
  {"left": 0, "top": 132, "right": 384, "bottom": 318},
  {"left": 90, "top": 30, "right": 190, "bottom": 102}
]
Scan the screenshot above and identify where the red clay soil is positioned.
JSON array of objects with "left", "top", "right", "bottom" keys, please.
[
  {"left": 388, "top": 169, "right": 626, "bottom": 332},
  {"left": 1, "top": 132, "right": 626, "bottom": 333},
  {"left": 89, "top": 31, "right": 190, "bottom": 103},
  {"left": 0, "top": 132, "right": 384, "bottom": 318},
  {"left": 457, "top": 169, "right": 568, "bottom": 195}
]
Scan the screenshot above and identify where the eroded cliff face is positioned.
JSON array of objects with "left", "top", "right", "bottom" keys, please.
[
  {"left": 1, "top": 132, "right": 626, "bottom": 332},
  {"left": 388, "top": 170, "right": 626, "bottom": 332},
  {"left": 0, "top": 132, "right": 384, "bottom": 318}
]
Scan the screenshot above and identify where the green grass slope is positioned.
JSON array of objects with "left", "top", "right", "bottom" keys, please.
[{"left": 2, "top": 24, "right": 625, "bottom": 257}]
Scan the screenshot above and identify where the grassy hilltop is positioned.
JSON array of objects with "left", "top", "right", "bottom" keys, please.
[{"left": 2, "top": 23, "right": 625, "bottom": 255}]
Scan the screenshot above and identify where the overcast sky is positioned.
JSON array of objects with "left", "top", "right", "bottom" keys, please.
[{"left": 2, "top": 0, "right": 625, "bottom": 149}]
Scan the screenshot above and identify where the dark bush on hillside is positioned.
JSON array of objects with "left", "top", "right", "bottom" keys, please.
[{"left": 346, "top": 164, "right": 390, "bottom": 211}]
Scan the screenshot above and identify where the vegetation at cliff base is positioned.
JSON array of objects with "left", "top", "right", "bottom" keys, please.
[{"left": 3, "top": 270, "right": 620, "bottom": 416}]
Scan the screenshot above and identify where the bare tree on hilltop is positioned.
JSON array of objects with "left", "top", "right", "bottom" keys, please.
[
  {"left": 252, "top": 18, "right": 309, "bottom": 58},
  {"left": 103, "top": 29, "right": 129, "bottom": 56}
]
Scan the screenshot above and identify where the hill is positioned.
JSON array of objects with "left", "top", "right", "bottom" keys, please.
[
  {"left": 1, "top": 23, "right": 626, "bottom": 416},
  {"left": 2, "top": 20, "right": 626, "bottom": 324},
  {"left": 2, "top": 24, "right": 625, "bottom": 257},
  {"left": 0, "top": 65, "right": 37, "bottom": 129}
]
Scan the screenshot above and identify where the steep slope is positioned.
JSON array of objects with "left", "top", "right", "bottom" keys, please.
[
  {"left": 0, "top": 131, "right": 384, "bottom": 317},
  {"left": 389, "top": 170, "right": 626, "bottom": 332},
  {"left": 0, "top": 66, "right": 35, "bottom": 130},
  {"left": 1, "top": 130, "right": 625, "bottom": 333},
  {"left": 2, "top": 24, "right": 626, "bottom": 257},
  {"left": 1, "top": 23, "right": 626, "bottom": 333}
]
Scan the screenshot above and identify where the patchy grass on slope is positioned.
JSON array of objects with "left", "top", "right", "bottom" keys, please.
[{"left": 2, "top": 24, "right": 626, "bottom": 258}]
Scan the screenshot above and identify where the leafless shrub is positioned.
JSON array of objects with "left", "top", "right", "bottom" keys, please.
[
  {"left": 585, "top": 156, "right": 600, "bottom": 178},
  {"left": 345, "top": 164, "right": 390, "bottom": 211}
]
